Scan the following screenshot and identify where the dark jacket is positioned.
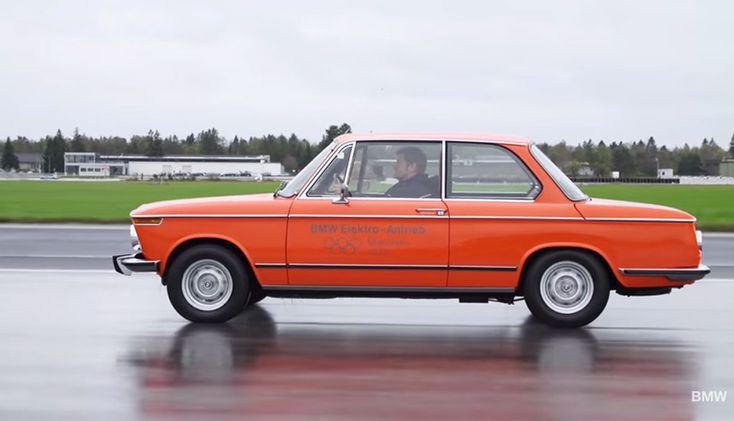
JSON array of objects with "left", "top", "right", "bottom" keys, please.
[{"left": 385, "top": 174, "right": 432, "bottom": 198}]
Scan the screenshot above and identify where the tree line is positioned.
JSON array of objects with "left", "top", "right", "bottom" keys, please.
[
  {"left": 1, "top": 124, "right": 352, "bottom": 174},
  {"left": 2, "top": 126, "right": 734, "bottom": 176},
  {"left": 537, "top": 135, "right": 734, "bottom": 177}
]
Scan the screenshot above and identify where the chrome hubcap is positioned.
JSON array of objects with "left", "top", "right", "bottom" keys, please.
[
  {"left": 182, "top": 259, "right": 233, "bottom": 311},
  {"left": 539, "top": 261, "right": 594, "bottom": 314}
]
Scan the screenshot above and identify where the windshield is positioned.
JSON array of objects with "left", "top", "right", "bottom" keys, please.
[
  {"left": 530, "top": 144, "right": 589, "bottom": 202},
  {"left": 276, "top": 143, "right": 336, "bottom": 198}
]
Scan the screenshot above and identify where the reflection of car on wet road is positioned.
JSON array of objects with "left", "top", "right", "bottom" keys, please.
[
  {"left": 113, "top": 133, "right": 709, "bottom": 327},
  {"left": 124, "top": 306, "right": 694, "bottom": 419}
]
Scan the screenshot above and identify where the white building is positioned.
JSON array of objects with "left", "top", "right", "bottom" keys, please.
[
  {"left": 657, "top": 168, "right": 675, "bottom": 178},
  {"left": 65, "top": 153, "right": 283, "bottom": 177}
]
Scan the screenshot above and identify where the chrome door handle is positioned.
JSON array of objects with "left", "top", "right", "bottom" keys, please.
[{"left": 415, "top": 208, "right": 447, "bottom": 216}]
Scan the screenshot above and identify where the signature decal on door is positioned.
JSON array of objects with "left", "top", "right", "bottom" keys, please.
[{"left": 310, "top": 224, "right": 426, "bottom": 235}]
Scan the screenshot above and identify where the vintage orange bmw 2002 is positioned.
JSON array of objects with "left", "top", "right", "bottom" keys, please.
[{"left": 113, "top": 133, "right": 709, "bottom": 328}]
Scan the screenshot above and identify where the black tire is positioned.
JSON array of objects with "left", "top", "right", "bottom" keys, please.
[
  {"left": 166, "top": 245, "right": 251, "bottom": 323},
  {"left": 247, "top": 287, "right": 267, "bottom": 305},
  {"left": 522, "top": 250, "right": 610, "bottom": 328}
]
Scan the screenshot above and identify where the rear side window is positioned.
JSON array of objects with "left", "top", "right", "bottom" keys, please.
[{"left": 446, "top": 142, "right": 540, "bottom": 199}]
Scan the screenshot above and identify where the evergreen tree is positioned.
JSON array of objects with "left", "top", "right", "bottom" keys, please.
[
  {"left": 317, "top": 123, "right": 352, "bottom": 151},
  {"left": 198, "top": 128, "right": 223, "bottom": 155},
  {"left": 229, "top": 136, "right": 240, "bottom": 155},
  {"left": 611, "top": 144, "right": 635, "bottom": 177},
  {"left": 678, "top": 153, "right": 703, "bottom": 175},
  {"left": 148, "top": 130, "right": 164, "bottom": 157},
  {"left": 591, "top": 140, "right": 612, "bottom": 177},
  {"left": 70, "top": 127, "right": 86, "bottom": 152},
  {"left": 1, "top": 138, "right": 20, "bottom": 171},
  {"left": 42, "top": 130, "right": 66, "bottom": 173}
]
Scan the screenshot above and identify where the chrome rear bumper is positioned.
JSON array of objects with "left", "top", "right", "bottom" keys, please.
[
  {"left": 620, "top": 264, "right": 711, "bottom": 281},
  {"left": 113, "top": 253, "right": 159, "bottom": 276}
]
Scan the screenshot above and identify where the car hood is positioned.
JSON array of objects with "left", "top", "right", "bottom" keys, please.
[
  {"left": 574, "top": 198, "right": 695, "bottom": 222},
  {"left": 130, "top": 193, "right": 288, "bottom": 217}
]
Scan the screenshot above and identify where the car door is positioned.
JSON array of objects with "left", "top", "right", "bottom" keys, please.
[
  {"left": 444, "top": 141, "right": 580, "bottom": 289},
  {"left": 286, "top": 140, "right": 448, "bottom": 288}
]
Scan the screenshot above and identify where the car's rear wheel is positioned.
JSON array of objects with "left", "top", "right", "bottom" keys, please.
[
  {"left": 166, "top": 245, "right": 250, "bottom": 323},
  {"left": 523, "top": 250, "right": 609, "bottom": 328}
]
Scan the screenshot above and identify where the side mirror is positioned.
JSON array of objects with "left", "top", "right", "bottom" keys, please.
[{"left": 332, "top": 183, "right": 351, "bottom": 204}]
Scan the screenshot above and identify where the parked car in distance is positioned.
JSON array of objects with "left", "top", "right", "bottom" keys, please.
[{"left": 113, "top": 133, "right": 709, "bottom": 328}]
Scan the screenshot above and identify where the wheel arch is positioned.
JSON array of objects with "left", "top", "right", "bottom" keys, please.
[
  {"left": 161, "top": 235, "right": 261, "bottom": 289},
  {"left": 517, "top": 243, "right": 622, "bottom": 294}
]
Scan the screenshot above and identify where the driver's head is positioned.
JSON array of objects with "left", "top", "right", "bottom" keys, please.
[{"left": 393, "top": 146, "right": 427, "bottom": 181}]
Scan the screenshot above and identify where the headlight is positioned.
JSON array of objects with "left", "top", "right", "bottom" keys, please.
[
  {"left": 130, "top": 224, "right": 141, "bottom": 252},
  {"left": 695, "top": 230, "right": 703, "bottom": 250}
]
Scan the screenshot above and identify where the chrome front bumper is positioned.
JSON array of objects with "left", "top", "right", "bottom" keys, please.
[{"left": 113, "top": 253, "right": 159, "bottom": 276}]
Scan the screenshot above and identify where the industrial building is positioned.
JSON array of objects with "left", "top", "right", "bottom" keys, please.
[
  {"left": 64, "top": 153, "right": 283, "bottom": 177},
  {"left": 721, "top": 159, "right": 734, "bottom": 177},
  {"left": 17, "top": 153, "right": 43, "bottom": 172}
]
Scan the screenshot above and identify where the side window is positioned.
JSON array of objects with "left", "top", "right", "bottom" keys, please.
[
  {"left": 307, "top": 145, "right": 353, "bottom": 197},
  {"left": 347, "top": 142, "right": 442, "bottom": 199},
  {"left": 447, "top": 143, "right": 540, "bottom": 199}
]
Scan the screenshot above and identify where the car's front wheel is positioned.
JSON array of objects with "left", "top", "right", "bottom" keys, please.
[
  {"left": 166, "top": 245, "right": 250, "bottom": 323},
  {"left": 523, "top": 250, "right": 610, "bottom": 328}
]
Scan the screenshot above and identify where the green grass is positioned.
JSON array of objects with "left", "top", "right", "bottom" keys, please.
[
  {"left": 580, "top": 184, "right": 734, "bottom": 231},
  {"left": 0, "top": 181, "right": 280, "bottom": 223},
  {"left": 1, "top": 181, "right": 733, "bottom": 230}
]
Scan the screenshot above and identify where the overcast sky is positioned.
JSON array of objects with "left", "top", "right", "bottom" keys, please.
[{"left": 0, "top": 1, "right": 732, "bottom": 147}]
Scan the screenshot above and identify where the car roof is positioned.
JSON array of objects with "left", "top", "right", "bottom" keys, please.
[{"left": 334, "top": 132, "right": 531, "bottom": 146}]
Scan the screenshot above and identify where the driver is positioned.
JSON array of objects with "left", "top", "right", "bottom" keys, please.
[{"left": 385, "top": 146, "right": 432, "bottom": 198}]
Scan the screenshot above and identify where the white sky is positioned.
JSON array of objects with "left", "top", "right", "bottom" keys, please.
[{"left": 0, "top": 0, "right": 732, "bottom": 147}]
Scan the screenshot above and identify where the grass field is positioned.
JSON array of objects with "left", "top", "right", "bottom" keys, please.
[
  {"left": 1, "top": 181, "right": 732, "bottom": 230},
  {"left": 0, "top": 181, "right": 280, "bottom": 223},
  {"left": 580, "top": 184, "right": 734, "bottom": 231}
]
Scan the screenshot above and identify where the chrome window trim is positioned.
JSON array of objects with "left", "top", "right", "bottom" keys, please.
[
  {"left": 301, "top": 142, "right": 356, "bottom": 199},
  {"left": 343, "top": 136, "right": 529, "bottom": 147},
  {"left": 441, "top": 139, "right": 447, "bottom": 200},
  {"left": 344, "top": 141, "right": 357, "bottom": 187},
  {"left": 443, "top": 141, "right": 542, "bottom": 201},
  {"left": 296, "top": 196, "right": 444, "bottom": 202},
  {"left": 442, "top": 198, "right": 536, "bottom": 203}
]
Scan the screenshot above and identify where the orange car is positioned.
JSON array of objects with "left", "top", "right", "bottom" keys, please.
[{"left": 113, "top": 133, "right": 709, "bottom": 327}]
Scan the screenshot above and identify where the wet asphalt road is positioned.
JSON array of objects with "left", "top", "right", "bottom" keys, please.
[{"left": 0, "top": 224, "right": 732, "bottom": 420}]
